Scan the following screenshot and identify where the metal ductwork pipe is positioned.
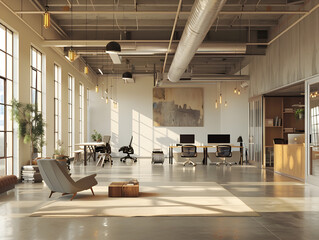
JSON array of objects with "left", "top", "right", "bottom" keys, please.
[{"left": 168, "top": 0, "right": 227, "bottom": 82}]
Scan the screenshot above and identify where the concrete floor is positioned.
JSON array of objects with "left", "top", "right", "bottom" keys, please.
[{"left": 1, "top": 159, "right": 319, "bottom": 240}]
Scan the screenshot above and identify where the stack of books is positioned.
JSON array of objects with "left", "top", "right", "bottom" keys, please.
[
  {"left": 284, "top": 108, "right": 294, "bottom": 113},
  {"left": 21, "top": 165, "right": 42, "bottom": 183}
]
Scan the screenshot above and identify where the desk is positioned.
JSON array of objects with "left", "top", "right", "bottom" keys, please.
[
  {"left": 75, "top": 142, "right": 105, "bottom": 166},
  {"left": 169, "top": 145, "right": 243, "bottom": 165}
]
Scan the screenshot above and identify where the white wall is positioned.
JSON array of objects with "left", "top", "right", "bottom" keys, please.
[
  {"left": 89, "top": 75, "right": 249, "bottom": 157},
  {"left": 0, "top": 1, "right": 97, "bottom": 176}
]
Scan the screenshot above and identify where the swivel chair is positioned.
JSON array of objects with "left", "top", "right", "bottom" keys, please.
[
  {"left": 96, "top": 135, "right": 113, "bottom": 166},
  {"left": 119, "top": 136, "right": 137, "bottom": 163},
  {"left": 215, "top": 145, "right": 233, "bottom": 166},
  {"left": 181, "top": 145, "right": 197, "bottom": 166}
]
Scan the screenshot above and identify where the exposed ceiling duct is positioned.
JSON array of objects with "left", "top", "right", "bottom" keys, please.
[
  {"left": 72, "top": 42, "right": 246, "bottom": 56},
  {"left": 168, "top": 0, "right": 227, "bottom": 82}
]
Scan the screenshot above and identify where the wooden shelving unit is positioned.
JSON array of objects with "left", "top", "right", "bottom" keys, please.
[{"left": 263, "top": 96, "right": 304, "bottom": 168}]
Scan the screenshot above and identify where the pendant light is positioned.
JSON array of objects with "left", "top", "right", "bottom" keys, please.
[
  {"left": 68, "top": 0, "right": 75, "bottom": 62},
  {"left": 225, "top": 101, "right": 228, "bottom": 107},
  {"left": 215, "top": 100, "right": 218, "bottom": 109},
  {"left": 43, "top": 3, "right": 50, "bottom": 29},
  {"left": 219, "top": 93, "right": 222, "bottom": 104},
  {"left": 84, "top": 0, "right": 89, "bottom": 74}
]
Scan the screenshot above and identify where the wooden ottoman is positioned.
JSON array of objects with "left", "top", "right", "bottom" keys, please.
[{"left": 108, "top": 181, "right": 139, "bottom": 197}]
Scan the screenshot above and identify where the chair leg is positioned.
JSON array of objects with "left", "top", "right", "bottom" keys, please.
[
  {"left": 70, "top": 193, "right": 77, "bottom": 201},
  {"left": 49, "top": 191, "right": 55, "bottom": 198},
  {"left": 90, "top": 187, "right": 95, "bottom": 196}
]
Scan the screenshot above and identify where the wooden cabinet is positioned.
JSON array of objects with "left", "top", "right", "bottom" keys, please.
[{"left": 263, "top": 96, "right": 304, "bottom": 167}]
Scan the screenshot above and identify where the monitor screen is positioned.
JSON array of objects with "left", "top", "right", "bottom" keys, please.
[
  {"left": 180, "top": 134, "right": 195, "bottom": 144},
  {"left": 208, "top": 134, "right": 230, "bottom": 144}
]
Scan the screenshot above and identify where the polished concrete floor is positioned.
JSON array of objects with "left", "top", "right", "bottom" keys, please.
[{"left": 1, "top": 159, "right": 319, "bottom": 240}]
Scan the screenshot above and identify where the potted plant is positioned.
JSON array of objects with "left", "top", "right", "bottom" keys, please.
[
  {"left": 295, "top": 108, "right": 305, "bottom": 119},
  {"left": 91, "top": 129, "right": 102, "bottom": 142},
  {"left": 54, "top": 140, "right": 68, "bottom": 160},
  {"left": 11, "top": 99, "right": 45, "bottom": 165}
]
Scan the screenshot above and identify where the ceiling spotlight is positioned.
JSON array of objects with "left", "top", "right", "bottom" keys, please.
[
  {"left": 98, "top": 68, "right": 103, "bottom": 75},
  {"left": 105, "top": 41, "right": 121, "bottom": 53}
]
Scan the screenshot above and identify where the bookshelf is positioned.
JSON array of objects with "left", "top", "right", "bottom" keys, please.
[{"left": 263, "top": 96, "right": 304, "bottom": 168}]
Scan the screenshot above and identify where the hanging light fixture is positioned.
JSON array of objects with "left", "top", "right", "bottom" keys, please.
[
  {"left": 84, "top": 65, "right": 89, "bottom": 74},
  {"left": 215, "top": 100, "right": 218, "bottom": 109},
  {"left": 219, "top": 93, "right": 222, "bottom": 104},
  {"left": 95, "top": 79, "right": 99, "bottom": 93},
  {"left": 238, "top": 89, "right": 241, "bottom": 95},
  {"left": 234, "top": 88, "right": 237, "bottom": 94},
  {"left": 225, "top": 101, "right": 228, "bottom": 107},
  {"left": 43, "top": 4, "right": 50, "bottom": 29},
  {"left": 105, "top": 97, "right": 109, "bottom": 104},
  {"left": 106, "top": 41, "right": 121, "bottom": 53},
  {"left": 68, "top": 48, "right": 75, "bottom": 62},
  {"left": 84, "top": 0, "right": 89, "bottom": 74}
]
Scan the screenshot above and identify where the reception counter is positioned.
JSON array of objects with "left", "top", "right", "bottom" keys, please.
[{"left": 274, "top": 144, "right": 305, "bottom": 181}]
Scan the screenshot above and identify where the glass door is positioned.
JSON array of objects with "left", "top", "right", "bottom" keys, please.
[
  {"left": 248, "top": 96, "right": 263, "bottom": 167},
  {"left": 306, "top": 77, "right": 319, "bottom": 185}
]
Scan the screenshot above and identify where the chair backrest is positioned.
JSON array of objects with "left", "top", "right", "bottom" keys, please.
[
  {"left": 216, "top": 145, "right": 232, "bottom": 158},
  {"left": 37, "top": 159, "right": 76, "bottom": 193},
  {"left": 103, "top": 135, "right": 111, "bottom": 144},
  {"left": 181, "top": 145, "right": 197, "bottom": 157},
  {"left": 273, "top": 138, "right": 285, "bottom": 144},
  {"left": 129, "top": 136, "right": 133, "bottom": 146}
]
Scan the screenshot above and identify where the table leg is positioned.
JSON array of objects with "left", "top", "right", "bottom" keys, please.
[
  {"left": 203, "top": 147, "right": 207, "bottom": 165},
  {"left": 84, "top": 145, "right": 87, "bottom": 166},
  {"left": 169, "top": 147, "right": 173, "bottom": 164},
  {"left": 93, "top": 146, "right": 96, "bottom": 162},
  {"left": 240, "top": 143, "right": 243, "bottom": 165}
]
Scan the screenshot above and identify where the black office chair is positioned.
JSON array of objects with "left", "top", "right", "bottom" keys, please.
[
  {"left": 181, "top": 145, "right": 197, "bottom": 166},
  {"left": 215, "top": 145, "right": 233, "bottom": 166},
  {"left": 96, "top": 136, "right": 112, "bottom": 166},
  {"left": 273, "top": 138, "right": 285, "bottom": 144},
  {"left": 119, "top": 136, "right": 137, "bottom": 163}
]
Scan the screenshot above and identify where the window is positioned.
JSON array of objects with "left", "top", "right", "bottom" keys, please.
[
  {"left": 31, "top": 47, "right": 42, "bottom": 111},
  {"left": 0, "top": 23, "right": 13, "bottom": 175},
  {"left": 79, "top": 83, "right": 84, "bottom": 143},
  {"left": 68, "top": 74, "right": 74, "bottom": 156},
  {"left": 54, "top": 64, "right": 61, "bottom": 149}
]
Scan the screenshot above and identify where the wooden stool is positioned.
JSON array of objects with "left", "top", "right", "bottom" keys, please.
[{"left": 108, "top": 181, "right": 139, "bottom": 197}]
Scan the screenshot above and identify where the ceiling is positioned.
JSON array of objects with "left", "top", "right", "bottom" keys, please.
[
  {"left": 264, "top": 81, "right": 305, "bottom": 97},
  {"left": 27, "top": 0, "right": 307, "bottom": 79}
]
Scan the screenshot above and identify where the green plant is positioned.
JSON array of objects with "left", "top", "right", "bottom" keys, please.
[
  {"left": 11, "top": 99, "right": 45, "bottom": 165},
  {"left": 54, "top": 139, "right": 66, "bottom": 156},
  {"left": 295, "top": 108, "right": 305, "bottom": 119},
  {"left": 91, "top": 129, "right": 102, "bottom": 141}
]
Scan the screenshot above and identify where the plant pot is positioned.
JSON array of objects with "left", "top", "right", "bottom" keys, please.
[{"left": 54, "top": 154, "right": 68, "bottom": 161}]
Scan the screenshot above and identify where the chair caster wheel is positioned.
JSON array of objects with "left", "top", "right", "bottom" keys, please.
[
  {"left": 134, "top": 160, "right": 137, "bottom": 162},
  {"left": 123, "top": 160, "right": 126, "bottom": 163}
]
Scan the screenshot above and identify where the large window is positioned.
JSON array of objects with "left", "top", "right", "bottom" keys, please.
[
  {"left": 68, "top": 74, "right": 74, "bottom": 156},
  {"left": 31, "top": 47, "right": 42, "bottom": 111},
  {"left": 79, "top": 83, "right": 84, "bottom": 143},
  {"left": 54, "top": 64, "right": 61, "bottom": 149},
  {"left": 0, "top": 23, "right": 13, "bottom": 175}
]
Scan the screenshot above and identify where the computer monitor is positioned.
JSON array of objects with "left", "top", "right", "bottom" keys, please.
[
  {"left": 180, "top": 134, "right": 195, "bottom": 144},
  {"left": 207, "top": 134, "right": 230, "bottom": 144},
  {"left": 288, "top": 133, "right": 305, "bottom": 144}
]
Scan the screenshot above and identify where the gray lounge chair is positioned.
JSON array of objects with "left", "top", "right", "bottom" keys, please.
[{"left": 37, "top": 159, "right": 98, "bottom": 200}]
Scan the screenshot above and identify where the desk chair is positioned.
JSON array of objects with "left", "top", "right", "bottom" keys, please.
[
  {"left": 181, "top": 145, "right": 197, "bottom": 166},
  {"left": 96, "top": 135, "right": 112, "bottom": 166},
  {"left": 119, "top": 136, "right": 137, "bottom": 162},
  {"left": 215, "top": 145, "right": 233, "bottom": 166}
]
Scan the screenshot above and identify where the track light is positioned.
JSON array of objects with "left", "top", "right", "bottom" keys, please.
[
  {"left": 44, "top": 6, "right": 50, "bottom": 29},
  {"left": 98, "top": 68, "right": 103, "bottom": 75}
]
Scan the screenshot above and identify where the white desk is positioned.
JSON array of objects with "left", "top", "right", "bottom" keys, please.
[{"left": 75, "top": 142, "right": 105, "bottom": 166}]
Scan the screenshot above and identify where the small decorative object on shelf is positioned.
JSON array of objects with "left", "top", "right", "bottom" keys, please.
[{"left": 295, "top": 108, "right": 304, "bottom": 119}]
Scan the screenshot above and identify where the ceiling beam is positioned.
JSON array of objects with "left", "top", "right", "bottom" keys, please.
[{"left": 14, "top": 10, "right": 307, "bottom": 15}]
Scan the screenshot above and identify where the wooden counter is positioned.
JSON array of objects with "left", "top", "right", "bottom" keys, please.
[{"left": 274, "top": 144, "right": 305, "bottom": 181}]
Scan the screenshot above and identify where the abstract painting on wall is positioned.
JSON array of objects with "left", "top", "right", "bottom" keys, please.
[{"left": 153, "top": 88, "right": 203, "bottom": 127}]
